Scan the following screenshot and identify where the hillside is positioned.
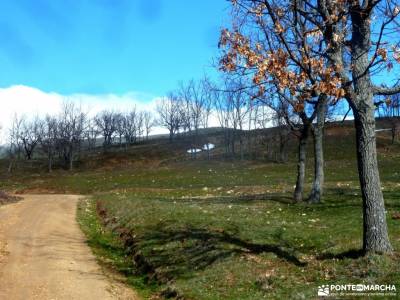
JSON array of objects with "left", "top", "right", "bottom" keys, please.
[
  {"left": 1, "top": 118, "right": 398, "bottom": 180},
  {"left": 0, "top": 118, "right": 399, "bottom": 299}
]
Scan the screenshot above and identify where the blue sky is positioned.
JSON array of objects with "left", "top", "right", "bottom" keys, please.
[{"left": 0, "top": 0, "right": 229, "bottom": 97}]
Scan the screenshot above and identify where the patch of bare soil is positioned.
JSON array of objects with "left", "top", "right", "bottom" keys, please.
[
  {"left": 0, "top": 191, "right": 22, "bottom": 205},
  {"left": 15, "top": 187, "right": 62, "bottom": 195},
  {"left": 0, "top": 194, "right": 140, "bottom": 300}
]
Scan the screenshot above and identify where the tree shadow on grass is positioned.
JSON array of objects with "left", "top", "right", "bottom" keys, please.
[
  {"left": 173, "top": 193, "right": 294, "bottom": 206},
  {"left": 317, "top": 249, "right": 365, "bottom": 260},
  {"left": 131, "top": 224, "right": 306, "bottom": 282}
]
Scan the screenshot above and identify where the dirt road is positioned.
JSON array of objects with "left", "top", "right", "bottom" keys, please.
[{"left": 0, "top": 194, "right": 139, "bottom": 300}]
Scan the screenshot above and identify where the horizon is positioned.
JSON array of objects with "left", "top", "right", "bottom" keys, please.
[
  {"left": 0, "top": 1, "right": 229, "bottom": 141},
  {"left": 0, "top": 0, "right": 396, "bottom": 143}
]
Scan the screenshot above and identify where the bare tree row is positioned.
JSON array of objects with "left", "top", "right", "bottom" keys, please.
[
  {"left": 156, "top": 76, "right": 295, "bottom": 162},
  {"left": 7, "top": 102, "right": 155, "bottom": 172},
  {"left": 156, "top": 78, "right": 213, "bottom": 142}
]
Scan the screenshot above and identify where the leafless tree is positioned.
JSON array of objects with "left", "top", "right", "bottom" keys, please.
[
  {"left": 58, "top": 101, "right": 87, "bottom": 170},
  {"left": 7, "top": 114, "right": 24, "bottom": 172},
  {"left": 39, "top": 115, "right": 58, "bottom": 172},
  {"left": 20, "top": 116, "right": 41, "bottom": 160},
  {"left": 376, "top": 94, "right": 400, "bottom": 144},
  {"left": 270, "top": 99, "right": 292, "bottom": 163},
  {"left": 115, "top": 112, "right": 125, "bottom": 147},
  {"left": 156, "top": 94, "right": 182, "bottom": 142},
  {"left": 122, "top": 109, "right": 137, "bottom": 145},
  {"left": 85, "top": 118, "right": 99, "bottom": 151},
  {"left": 215, "top": 78, "right": 251, "bottom": 159},
  {"left": 143, "top": 111, "right": 154, "bottom": 140},
  {"left": 231, "top": 83, "right": 250, "bottom": 160},
  {"left": 214, "top": 82, "right": 235, "bottom": 157},
  {"left": 95, "top": 110, "right": 119, "bottom": 149},
  {"left": 135, "top": 111, "right": 144, "bottom": 142}
]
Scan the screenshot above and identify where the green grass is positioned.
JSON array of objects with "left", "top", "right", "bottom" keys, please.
[
  {"left": 76, "top": 197, "right": 159, "bottom": 298},
  {"left": 1, "top": 123, "right": 400, "bottom": 299},
  {"left": 91, "top": 188, "right": 400, "bottom": 299}
]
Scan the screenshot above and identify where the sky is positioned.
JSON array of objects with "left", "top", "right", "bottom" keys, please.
[
  {"left": 0, "top": 0, "right": 228, "bottom": 95},
  {"left": 1, "top": 1, "right": 397, "bottom": 142},
  {"left": 0, "top": 0, "right": 229, "bottom": 140}
]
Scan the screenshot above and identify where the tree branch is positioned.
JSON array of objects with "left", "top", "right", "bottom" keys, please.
[{"left": 373, "top": 85, "right": 400, "bottom": 96}]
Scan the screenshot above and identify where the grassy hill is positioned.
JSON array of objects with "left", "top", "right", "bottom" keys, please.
[{"left": 0, "top": 118, "right": 399, "bottom": 299}]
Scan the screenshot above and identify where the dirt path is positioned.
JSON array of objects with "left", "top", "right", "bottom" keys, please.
[{"left": 0, "top": 194, "right": 140, "bottom": 300}]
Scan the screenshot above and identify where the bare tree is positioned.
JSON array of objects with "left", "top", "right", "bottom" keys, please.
[
  {"left": 7, "top": 114, "right": 24, "bottom": 172},
  {"left": 214, "top": 82, "right": 235, "bottom": 157},
  {"left": 270, "top": 99, "right": 292, "bottom": 163},
  {"left": 122, "top": 109, "right": 137, "bottom": 145},
  {"left": 231, "top": 82, "right": 250, "bottom": 160},
  {"left": 115, "top": 112, "right": 125, "bottom": 147},
  {"left": 143, "top": 111, "right": 154, "bottom": 140},
  {"left": 95, "top": 110, "right": 119, "bottom": 149},
  {"left": 156, "top": 94, "right": 182, "bottom": 142},
  {"left": 376, "top": 94, "right": 400, "bottom": 144},
  {"left": 218, "top": 78, "right": 252, "bottom": 159},
  {"left": 125, "top": 109, "right": 139, "bottom": 145},
  {"left": 58, "top": 102, "right": 87, "bottom": 170},
  {"left": 85, "top": 118, "right": 99, "bottom": 151},
  {"left": 39, "top": 115, "right": 58, "bottom": 172},
  {"left": 200, "top": 78, "right": 214, "bottom": 130},
  {"left": 135, "top": 111, "right": 144, "bottom": 142},
  {"left": 20, "top": 117, "right": 41, "bottom": 160}
]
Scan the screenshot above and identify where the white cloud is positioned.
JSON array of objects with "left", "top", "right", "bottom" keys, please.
[
  {"left": 0, "top": 85, "right": 166, "bottom": 143},
  {"left": 0, "top": 85, "right": 270, "bottom": 145}
]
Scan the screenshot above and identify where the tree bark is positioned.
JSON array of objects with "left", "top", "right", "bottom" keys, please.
[
  {"left": 308, "top": 98, "right": 328, "bottom": 203},
  {"left": 239, "top": 137, "right": 244, "bottom": 160},
  {"left": 391, "top": 122, "right": 398, "bottom": 144},
  {"left": 48, "top": 151, "right": 53, "bottom": 173},
  {"left": 391, "top": 128, "right": 395, "bottom": 145},
  {"left": 8, "top": 159, "right": 14, "bottom": 173},
  {"left": 231, "top": 131, "right": 236, "bottom": 158},
  {"left": 353, "top": 107, "right": 393, "bottom": 253},
  {"left": 278, "top": 127, "right": 289, "bottom": 163},
  {"left": 69, "top": 147, "right": 73, "bottom": 171},
  {"left": 293, "top": 123, "right": 310, "bottom": 202},
  {"left": 349, "top": 10, "right": 392, "bottom": 253}
]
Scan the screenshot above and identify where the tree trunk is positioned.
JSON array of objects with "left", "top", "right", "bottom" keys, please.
[
  {"left": 231, "top": 135, "right": 235, "bottom": 158},
  {"left": 239, "top": 137, "right": 244, "bottom": 160},
  {"left": 8, "top": 159, "right": 14, "bottom": 173},
  {"left": 26, "top": 149, "right": 32, "bottom": 160},
  {"left": 247, "top": 130, "right": 252, "bottom": 160},
  {"left": 353, "top": 108, "right": 393, "bottom": 253},
  {"left": 309, "top": 98, "right": 328, "bottom": 203},
  {"left": 391, "top": 124, "right": 396, "bottom": 144},
  {"left": 348, "top": 10, "right": 392, "bottom": 253},
  {"left": 279, "top": 128, "right": 288, "bottom": 163},
  {"left": 69, "top": 147, "right": 73, "bottom": 171},
  {"left": 308, "top": 129, "right": 324, "bottom": 203},
  {"left": 48, "top": 151, "right": 53, "bottom": 173},
  {"left": 294, "top": 123, "right": 310, "bottom": 202}
]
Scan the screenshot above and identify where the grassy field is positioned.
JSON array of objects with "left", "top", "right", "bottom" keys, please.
[{"left": 1, "top": 122, "right": 400, "bottom": 299}]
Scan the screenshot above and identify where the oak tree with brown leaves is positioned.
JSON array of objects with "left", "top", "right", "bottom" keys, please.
[{"left": 220, "top": 0, "right": 400, "bottom": 254}]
